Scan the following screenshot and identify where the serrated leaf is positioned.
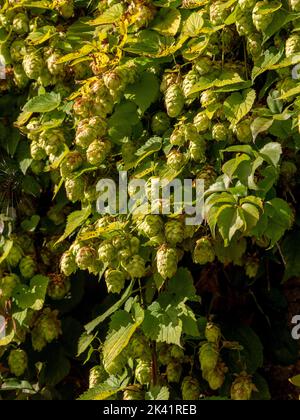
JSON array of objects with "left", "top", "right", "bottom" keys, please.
[
  {"left": 146, "top": 386, "right": 170, "bottom": 400},
  {"left": 13, "top": 275, "right": 49, "bottom": 310},
  {"left": 252, "top": 48, "right": 283, "bottom": 81},
  {"left": 90, "top": 4, "right": 124, "bottom": 25},
  {"left": 125, "top": 72, "right": 159, "bottom": 113},
  {"left": 224, "top": 89, "right": 256, "bottom": 127},
  {"left": 217, "top": 205, "right": 244, "bottom": 245},
  {"left": 77, "top": 332, "right": 95, "bottom": 357},
  {"left": 152, "top": 8, "right": 181, "bottom": 36},
  {"left": 78, "top": 377, "right": 129, "bottom": 400},
  {"left": 56, "top": 207, "right": 91, "bottom": 244},
  {"left": 189, "top": 69, "right": 245, "bottom": 95},
  {"left": 23, "top": 93, "right": 61, "bottom": 113},
  {"left": 182, "top": 11, "right": 204, "bottom": 36},
  {"left": 251, "top": 117, "right": 273, "bottom": 141},
  {"left": 259, "top": 142, "right": 282, "bottom": 167}
]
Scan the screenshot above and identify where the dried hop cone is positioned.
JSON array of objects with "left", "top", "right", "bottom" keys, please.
[
  {"left": 105, "top": 269, "right": 126, "bottom": 294},
  {"left": 151, "top": 112, "right": 170, "bottom": 135},
  {"left": 19, "top": 256, "right": 37, "bottom": 279},
  {"left": 231, "top": 372, "right": 257, "bottom": 400},
  {"left": 86, "top": 139, "right": 111, "bottom": 166},
  {"left": 199, "top": 342, "right": 219, "bottom": 372},
  {"left": 165, "top": 84, "right": 185, "bottom": 118},
  {"left": 165, "top": 220, "right": 185, "bottom": 246},
  {"left": 125, "top": 255, "right": 146, "bottom": 278},
  {"left": 8, "top": 349, "right": 28, "bottom": 377},
  {"left": 135, "top": 359, "right": 152, "bottom": 385},
  {"left": 181, "top": 376, "right": 200, "bottom": 400},
  {"left": 157, "top": 245, "right": 178, "bottom": 279},
  {"left": 252, "top": 2, "right": 273, "bottom": 32},
  {"left": 60, "top": 251, "right": 77, "bottom": 276},
  {"left": 194, "top": 237, "right": 215, "bottom": 265}
]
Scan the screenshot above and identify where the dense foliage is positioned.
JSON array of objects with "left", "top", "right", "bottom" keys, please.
[{"left": 0, "top": 0, "right": 299, "bottom": 400}]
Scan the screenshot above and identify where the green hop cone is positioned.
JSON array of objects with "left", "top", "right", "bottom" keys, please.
[
  {"left": 196, "top": 165, "right": 217, "bottom": 190},
  {"left": 98, "top": 241, "right": 116, "bottom": 264},
  {"left": 151, "top": 112, "right": 170, "bottom": 135},
  {"left": 231, "top": 372, "right": 257, "bottom": 400},
  {"left": 157, "top": 244, "right": 178, "bottom": 279},
  {"left": 166, "top": 360, "right": 182, "bottom": 383},
  {"left": 236, "top": 9, "right": 255, "bottom": 36},
  {"left": 76, "top": 120, "right": 96, "bottom": 149},
  {"left": 6, "top": 244, "right": 22, "bottom": 267},
  {"left": 89, "top": 365, "right": 107, "bottom": 389},
  {"left": 37, "top": 308, "right": 62, "bottom": 344},
  {"left": 199, "top": 342, "right": 219, "bottom": 372},
  {"left": 280, "top": 161, "right": 297, "bottom": 182},
  {"left": 135, "top": 359, "right": 152, "bottom": 385},
  {"left": 160, "top": 72, "right": 178, "bottom": 93},
  {"left": 12, "top": 13, "right": 29, "bottom": 35},
  {"left": 22, "top": 52, "right": 44, "bottom": 80},
  {"left": 194, "top": 112, "right": 210, "bottom": 133},
  {"left": 170, "top": 345, "right": 185, "bottom": 361},
  {"left": 105, "top": 269, "right": 126, "bottom": 294},
  {"left": 170, "top": 126, "right": 186, "bottom": 146},
  {"left": 47, "top": 52, "right": 65, "bottom": 77},
  {"left": 245, "top": 256, "right": 260, "bottom": 279},
  {"left": 200, "top": 90, "right": 219, "bottom": 108},
  {"left": 165, "top": 84, "right": 185, "bottom": 118},
  {"left": 60, "top": 151, "right": 84, "bottom": 178},
  {"left": 212, "top": 123, "right": 229, "bottom": 142},
  {"left": 137, "top": 215, "right": 164, "bottom": 239},
  {"left": 10, "top": 40, "right": 27, "bottom": 62},
  {"left": 247, "top": 33, "right": 263, "bottom": 58},
  {"left": 75, "top": 246, "right": 97, "bottom": 271},
  {"left": 252, "top": 2, "right": 273, "bottom": 32},
  {"left": 31, "top": 327, "right": 47, "bottom": 352},
  {"left": 286, "top": 34, "right": 300, "bottom": 58},
  {"left": 65, "top": 177, "right": 85, "bottom": 203},
  {"left": 19, "top": 256, "right": 37, "bottom": 279},
  {"left": 60, "top": 251, "right": 77, "bottom": 276},
  {"left": 86, "top": 139, "right": 111, "bottom": 166},
  {"left": 8, "top": 349, "right": 28, "bottom": 377},
  {"left": 291, "top": 0, "right": 300, "bottom": 12},
  {"left": 0, "top": 274, "right": 20, "bottom": 300},
  {"left": 40, "top": 130, "right": 64, "bottom": 156},
  {"left": 210, "top": 1, "right": 229, "bottom": 26},
  {"left": 182, "top": 69, "right": 199, "bottom": 100},
  {"left": 205, "top": 323, "right": 221, "bottom": 344},
  {"left": 130, "top": 334, "right": 151, "bottom": 359},
  {"left": 125, "top": 255, "right": 146, "bottom": 278},
  {"left": 206, "top": 363, "right": 227, "bottom": 391},
  {"left": 194, "top": 237, "right": 215, "bottom": 265},
  {"left": 234, "top": 119, "right": 253, "bottom": 144},
  {"left": 123, "top": 385, "right": 145, "bottom": 400},
  {"left": 47, "top": 274, "right": 71, "bottom": 300},
  {"left": 189, "top": 139, "right": 206, "bottom": 163},
  {"left": 14, "top": 64, "right": 30, "bottom": 89},
  {"left": 167, "top": 150, "right": 186, "bottom": 171},
  {"left": 181, "top": 376, "right": 200, "bottom": 400},
  {"left": 165, "top": 220, "right": 185, "bottom": 246},
  {"left": 30, "top": 141, "right": 46, "bottom": 161}
]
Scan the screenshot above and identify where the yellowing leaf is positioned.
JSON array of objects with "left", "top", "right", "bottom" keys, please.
[{"left": 152, "top": 8, "right": 181, "bottom": 36}]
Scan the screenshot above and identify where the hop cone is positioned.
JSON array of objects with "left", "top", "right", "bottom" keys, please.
[
  {"left": 8, "top": 349, "right": 28, "bottom": 377},
  {"left": 199, "top": 342, "right": 219, "bottom": 372},
  {"left": 231, "top": 372, "right": 257, "bottom": 400},
  {"left": 157, "top": 245, "right": 178, "bottom": 279},
  {"left": 135, "top": 359, "right": 152, "bottom": 385},
  {"left": 194, "top": 237, "right": 215, "bottom": 265},
  {"left": 165, "top": 220, "right": 185, "bottom": 246},
  {"left": 252, "top": 2, "right": 273, "bottom": 32},
  {"left": 0, "top": 274, "right": 21, "bottom": 299},
  {"left": 151, "top": 112, "right": 170, "bottom": 135},
  {"left": 205, "top": 323, "right": 221, "bottom": 344},
  {"left": 19, "top": 256, "right": 37, "bottom": 279},
  {"left": 166, "top": 360, "right": 182, "bottom": 383},
  {"left": 105, "top": 269, "right": 126, "bottom": 294},
  {"left": 181, "top": 376, "right": 200, "bottom": 400},
  {"left": 165, "top": 85, "right": 185, "bottom": 118},
  {"left": 125, "top": 255, "right": 146, "bottom": 278},
  {"left": 47, "top": 273, "right": 71, "bottom": 300}
]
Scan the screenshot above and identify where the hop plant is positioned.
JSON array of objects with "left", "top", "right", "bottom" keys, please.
[
  {"left": 194, "top": 237, "right": 215, "bottom": 265},
  {"left": 137, "top": 215, "right": 164, "bottom": 239},
  {"left": 170, "top": 345, "right": 185, "bottom": 361},
  {"left": 236, "top": 9, "right": 255, "bottom": 36},
  {"left": 105, "top": 269, "right": 126, "bottom": 294},
  {"left": 98, "top": 241, "right": 116, "bottom": 264},
  {"left": 212, "top": 123, "right": 229, "bottom": 142},
  {"left": 205, "top": 323, "right": 221, "bottom": 344},
  {"left": 151, "top": 112, "right": 170, "bottom": 135},
  {"left": 194, "top": 57, "right": 211, "bottom": 76},
  {"left": 46, "top": 52, "right": 65, "bottom": 77},
  {"left": 125, "top": 255, "right": 146, "bottom": 278},
  {"left": 189, "top": 139, "right": 206, "bottom": 163},
  {"left": 194, "top": 112, "right": 210, "bottom": 133},
  {"left": 35, "top": 308, "right": 62, "bottom": 345},
  {"left": 129, "top": 333, "right": 151, "bottom": 360},
  {"left": 135, "top": 359, "right": 152, "bottom": 385},
  {"left": 165, "top": 84, "right": 185, "bottom": 118},
  {"left": 47, "top": 273, "right": 71, "bottom": 300},
  {"left": 10, "top": 40, "right": 27, "bottom": 62},
  {"left": 239, "top": 0, "right": 256, "bottom": 10},
  {"left": 286, "top": 34, "right": 300, "bottom": 58},
  {"left": 40, "top": 130, "right": 64, "bottom": 156},
  {"left": 166, "top": 360, "right": 182, "bottom": 383},
  {"left": 165, "top": 219, "right": 185, "bottom": 246},
  {"left": 54, "top": 0, "right": 74, "bottom": 18},
  {"left": 252, "top": 2, "right": 273, "bottom": 32},
  {"left": 22, "top": 52, "right": 44, "bottom": 80},
  {"left": 291, "top": 0, "right": 300, "bottom": 12},
  {"left": 199, "top": 342, "right": 219, "bottom": 372},
  {"left": 160, "top": 72, "right": 179, "bottom": 93},
  {"left": 156, "top": 245, "right": 178, "bottom": 279},
  {"left": 196, "top": 165, "right": 217, "bottom": 190},
  {"left": 245, "top": 256, "right": 260, "bottom": 279},
  {"left": 231, "top": 372, "right": 257, "bottom": 400},
  {"left": 167, "top": 150, "right": 186, "bottom": 171},
  {"left": 182, "top": 69, "right": 199, "bottom": 99},
  {"left": 6, "top": 244, "right": 22, "bottom": 267},
  {"left": 65, "top": 177, "right": 85, "bottom": 202},
  {"left": 210, "top": 1, "right": 229, "bottom": 26},
  {"left": 181, "top": 376, "right": 200, "bottom": 400},
  {"left": 60, "top": 152, "right": 84, "bottom": 179},
  {"left": 30, "top": 142, "right": 46, "bottom": 161},
  {"left": 86, "top": 139, "right": 111, "bottom": 166},
  {"left": 123, "top": 385, "right": 145, "bottom": 400},
  {"left": 19, "top": 256, "right": 37, "bottom": 279},
  {"left": 170, "top": 126, "right": 186, "bottom": 146},
  {"left": 0, "top": 274, "right": 20, "bottom": 300},
  {"left": 247, "top": 33, "right": 263, "bottom": 58},
  {"left": 89, "top": 365, "right": 107, "bottom": 389},
  {"left": 75, "top": 246, "right": 97, "bottom": 271},
  {"left": 8, "top": 349, "right": 28, "bottom": 377},
  {"left": 200, "top": 90, "right": 219, "bottom": 108},
  {"left": 206, "top": 362, "right": 228, "bottom": 391}
]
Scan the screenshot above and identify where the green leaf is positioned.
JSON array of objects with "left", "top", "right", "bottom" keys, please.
[
  {"left": 39, "top": 345, "right": 71, "bottom": 387},
  {"left": 103, "top": 303, "right": 144, "bottom": 373},
  {"left": 78, "top": 376, "right": 129, "bottom": 400},
  {"left": 89, "top": 4, "right": 124, "bottom": 25},
  {"left": 252, "top": 47, "right": 283, "bottom": 81},
  {"left": 282, "top": 231, "right": 300, "bottom": 282},
  {"left": 264, "top": 198, "right": 294, "bottom": 247},
  {"left": 77, "top": 332, "right": 95, "bottom": 357},
  {"left": 125, "top": 72, "right": 160, "bottom": 113},
  {"left": 189, "top": 69, "right": 245, "bottom": 95},
  {"left": 21, "top": 215, "right": 40, "bottom": 232},
  {"left": 17, "top": 141, "right": 32, "bottom": 175},
  {"left": 23, "top": 93, "right": 61, "bottom": 113},
  {"left": 85, "top": 280, "right": 135, "bottom": 334},
  {"left": 222, "top": 154, "right": 251, "bottom": 179},
  {"left": 146, "top": 386, "right": 170, "bottom": 400},
  {"left": 181, "top": 11, "right": 204, "bottom": 36},
  {"left": 13, "top": 275, "right": 49, "bottom": 310},
  {"left": 251, "top": 117, "right": 273, "bottom": 141},
  {"left": 152, "top": 8, "right": 181, "bottom": 36},
  {"left": 259, "top": 142, "right": 282, "bottom": 167},
  {"left": 56, "top": 206, "right": 91, "bottom": 244},
  {"left": 108, "top": 101, "right": 140, "bottom": 142},
  {"left": 217, "top": 205, "right": 244, "bottom": 245},
  {"left": 26, "top": 25, "right": 56, "bottom": 45},
  {"left": 224, "top": 89, "right": 256, "bottom": 127},
  {"left": 0, "top": 240, "right": 13, "bottom": 265},
  {"left": 289, "top": 375, "right": 300, "bottom": 388}
]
